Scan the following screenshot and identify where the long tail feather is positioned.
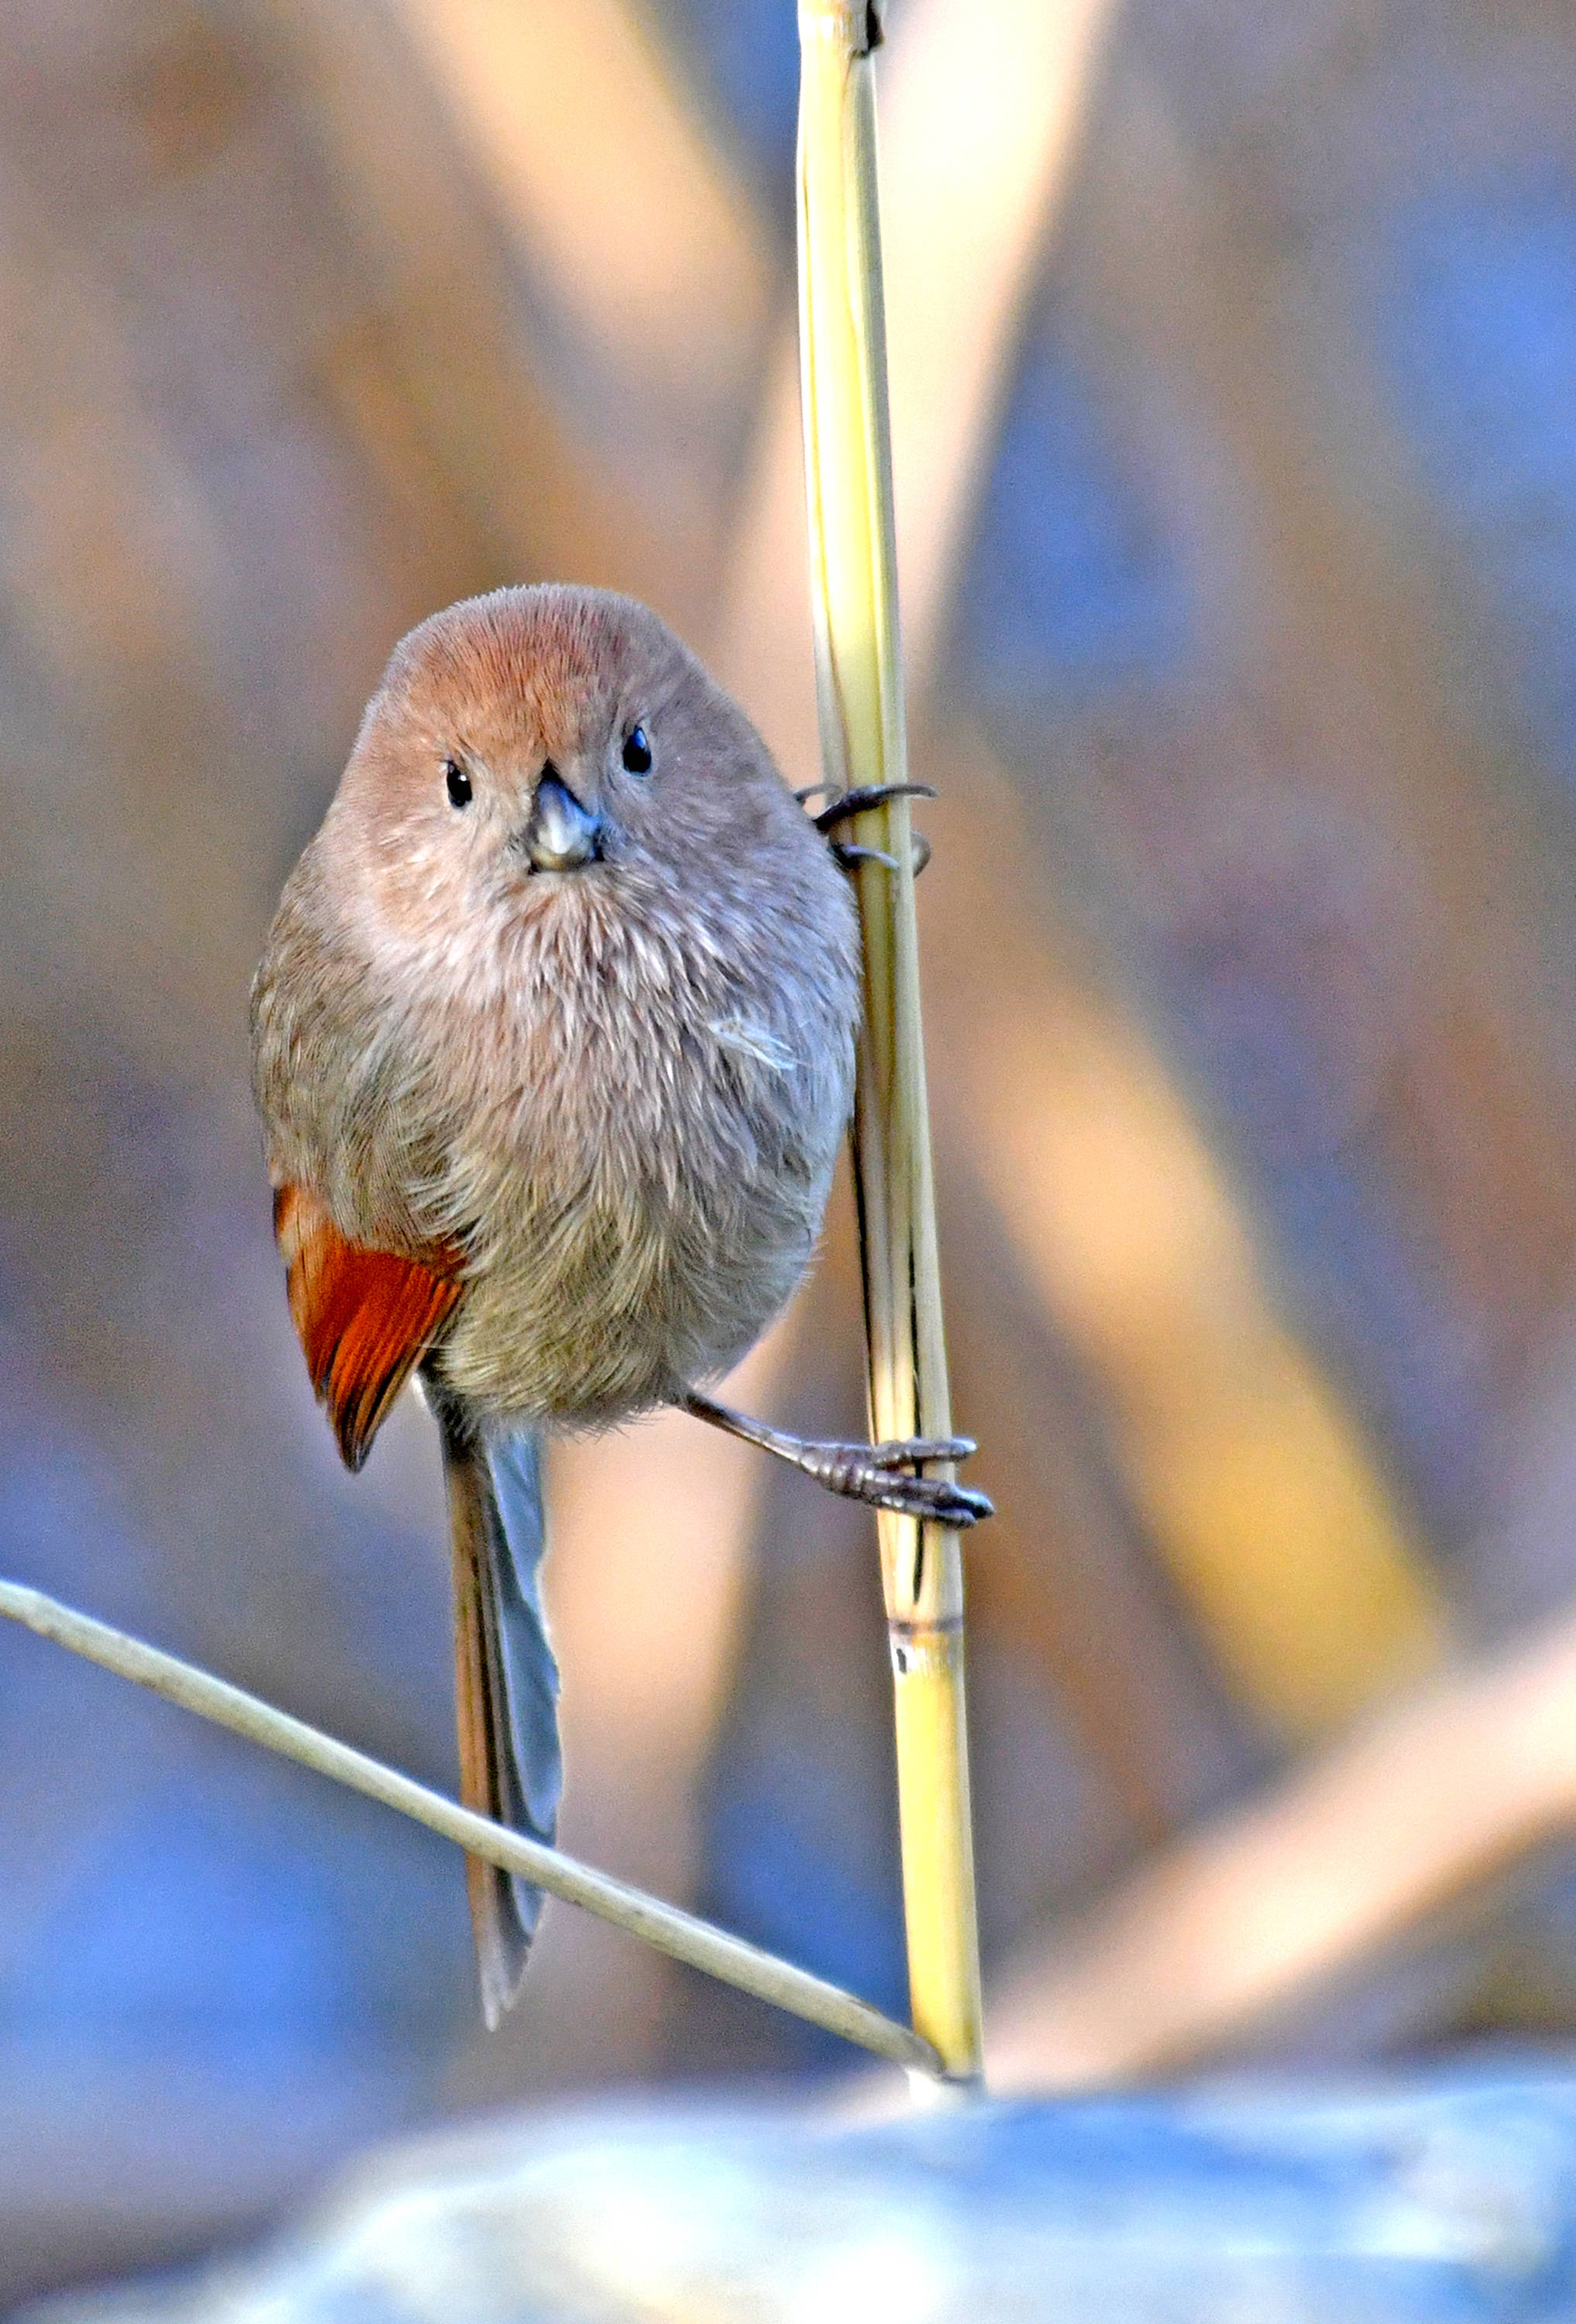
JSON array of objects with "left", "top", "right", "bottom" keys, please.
[{"left": 435, "top": 1399, "right": 561, "bottom": 2027}]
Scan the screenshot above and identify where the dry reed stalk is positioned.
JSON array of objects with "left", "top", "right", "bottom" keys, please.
[
  {"left": 795, "top": 0, "right": 984, "bottom": 2086},
  {"left": 0, "top": 1578, "right": 939, "bottom": 2075},
  {"left": 986, "top": 1605, "right": 1576, "bottom": 2090}
]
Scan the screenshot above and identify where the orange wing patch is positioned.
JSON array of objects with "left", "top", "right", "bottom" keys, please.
[{"left": 273, "top": 1184, "right": 463, "bottom": 1470}]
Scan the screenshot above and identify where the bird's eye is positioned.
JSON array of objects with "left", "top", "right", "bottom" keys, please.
[
  {"left": 621, "top": 724, "right": 653, "bottom": 776},
  {"left": 444, "top": 758, "right": 472, "bottom": 809}
]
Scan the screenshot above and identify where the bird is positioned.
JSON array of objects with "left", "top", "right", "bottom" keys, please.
[{"left": 251, "top": 583, "right": 991, "bottom": 2022}]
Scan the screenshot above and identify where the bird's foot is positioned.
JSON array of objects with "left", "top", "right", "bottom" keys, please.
[
  {"left": 798, "top": 783, "right": 936, "bottom": 879},
  {"left": 795, "top": 1431, "right": 994, "bottom": 1525},
  {"left": 680, "top": 1389, "right": 992, "bottom": 1526}
]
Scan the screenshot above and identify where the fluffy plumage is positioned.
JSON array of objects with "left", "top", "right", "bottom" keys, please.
[
  {"left": 254, "top": 584, "right": 860, "bottom": 1428},
  {"left": 252, "top": 584, "right": 861, "bottom": 2016}
]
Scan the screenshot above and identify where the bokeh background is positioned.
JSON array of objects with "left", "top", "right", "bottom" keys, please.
[{"left": 8, "top": 0, "right": 1576, "bottom": 2300}]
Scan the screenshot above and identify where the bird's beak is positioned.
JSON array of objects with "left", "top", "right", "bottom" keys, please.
[{"left": 524, "top": 768, "right": 603, "bottom": 871}]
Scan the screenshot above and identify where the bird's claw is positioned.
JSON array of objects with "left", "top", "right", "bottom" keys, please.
[
  {"left": 830, "top": 837, "right": 932, "bottom": 878},
  {"left": 867, "top": 1433, "right": 977, "bottom": 1467},
  {"left": 864, "top": 1469, "right": 995, "bottom": 1525},
  {"left": 832, "top": 840, "right": 903, "bottom": 873},
  {"left": 802, "top": 1432, "right": 993, "bottom": 1526},
  {"left": 812, "top": 782, "right": 937, "bottom": 833},
  {"left": 812, "top": 783, "right": 936, "bottom": 879},
  {"left": 867, "top": 1471, "right": 995, "bottom": 1525}
]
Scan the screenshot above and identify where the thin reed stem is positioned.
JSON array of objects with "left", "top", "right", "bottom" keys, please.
[
  {"left": 0, "top": 1578, "right": 939, "bottom": 2076},
  {"left": 795, "top": 0, "right": 985, "bottom": 2086}
]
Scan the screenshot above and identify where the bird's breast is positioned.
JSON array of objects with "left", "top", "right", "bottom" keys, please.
[{"left": 426, "top": 881, "right": 857, "bottom": 1428}]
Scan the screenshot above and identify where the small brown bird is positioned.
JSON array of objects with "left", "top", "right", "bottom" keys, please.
[{"left": 252, "top": 584, "right": 988, "bottom": 2020}]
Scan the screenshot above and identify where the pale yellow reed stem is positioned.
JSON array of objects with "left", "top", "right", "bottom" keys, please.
[
  {"left": 0, "top": 1579, "right": 939, "bottom": 2075},
  {"left": 796, "top": 0, "right": 984, "bottom": 2086}
]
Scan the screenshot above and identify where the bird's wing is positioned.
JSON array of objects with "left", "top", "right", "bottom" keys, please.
[
  {"left": 272, "top": 1181, "right": 463, "bottom": 1470},
  {"left": 438, "top": 1411, "right": 561, "bottom": 2024},
  {"left": 273, "top": 1184, "right": 558, "bottom": 2027}
]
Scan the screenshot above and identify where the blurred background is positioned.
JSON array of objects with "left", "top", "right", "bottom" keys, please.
[{"left": 8, "top": 0, "right": 1576, "bottom": 2302}]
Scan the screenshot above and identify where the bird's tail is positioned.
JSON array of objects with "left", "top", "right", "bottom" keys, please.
[{"left": 434, "top": 1398, "right": 562, "bottom": 2027}]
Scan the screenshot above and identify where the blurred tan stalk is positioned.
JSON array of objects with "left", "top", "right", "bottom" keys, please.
[
  {"left": 987, "top": 1605, "right": 1576, "bottom": 2088},
  {"left": 918, "top": 734, "right": 1451, "bottom": 1737},
  {"left": 719, "top": 0, "right": 1114, "bottom": 750}
]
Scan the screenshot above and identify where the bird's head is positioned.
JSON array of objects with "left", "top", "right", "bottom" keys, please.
[{"left": 329, "top": 585, "right": 793, "bottom": 968}]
